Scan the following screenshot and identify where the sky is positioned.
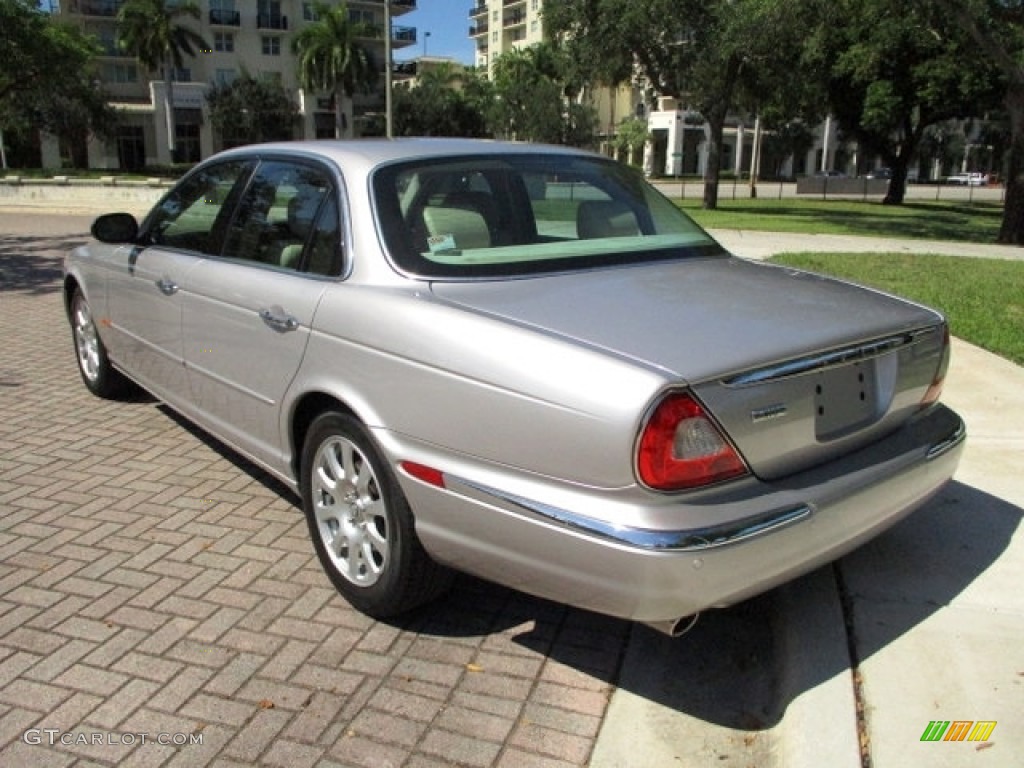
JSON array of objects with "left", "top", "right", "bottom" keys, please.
[{"left": 393, "top": 2, "right": 478, "bottom": 65}]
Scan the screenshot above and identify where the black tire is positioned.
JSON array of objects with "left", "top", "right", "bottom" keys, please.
[
  {"left": 300, "top": 411, "right": 452, "bottom": 617},
  {"left": 69, "top": 288, "right": 132, "bottom": 399}
]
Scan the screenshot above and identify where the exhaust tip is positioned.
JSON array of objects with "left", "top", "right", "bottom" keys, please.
[{"left": 643, "top": 613, "right": 699, "bottom": 638}]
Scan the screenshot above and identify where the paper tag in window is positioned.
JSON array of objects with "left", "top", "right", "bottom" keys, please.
[{"left": 427, "top": 233, "right": 457, "bottom": 253}]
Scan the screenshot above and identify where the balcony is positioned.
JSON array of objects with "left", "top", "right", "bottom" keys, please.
[
  {"left": 469, "top": 3, "right": 487, "bottom": 17},
  {"left": 257, "top": 13, "right": 288, "bottom": 30},
  {"left": 390, "top": 0, "right": 417, "bottom": 12},
  {"left": 209, "top": 8, "right": 241, "bottom": 26},
  {"left": 71, "top": 0, "right": 123, "bottom": 17},
  {"left": 469, "top": 22, "right": 488, "bottom": 37},
  {"left": 504, "top": 10, "right": 525, "bottom": 26},
  {"left": 392, "top": 25, "right": 416, "bottom": 45}
]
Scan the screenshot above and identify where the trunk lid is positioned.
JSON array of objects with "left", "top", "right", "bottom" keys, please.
[{"left": 431, "top": 256, "right": 948, "bottom": 480}]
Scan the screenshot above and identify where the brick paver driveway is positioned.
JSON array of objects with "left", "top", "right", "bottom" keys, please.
[{"left": 0, "top": 214, "right": 628, "bottom": 768}]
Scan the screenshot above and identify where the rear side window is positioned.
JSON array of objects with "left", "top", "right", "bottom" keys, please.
[{"left": 221, "top": 160, "right": 338, "bottom": 274}]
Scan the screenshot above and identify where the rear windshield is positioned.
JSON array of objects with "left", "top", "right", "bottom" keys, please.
[{"left": 372, "top": 153, "right": 723, "bottom": 279}]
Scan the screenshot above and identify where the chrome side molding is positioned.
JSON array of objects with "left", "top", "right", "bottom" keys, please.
[{"left": 452, "top": 477, "right": 813, "bottom": 552}]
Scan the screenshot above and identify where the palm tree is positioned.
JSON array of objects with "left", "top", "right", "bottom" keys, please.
[
  {"left": 117, "top": 0, "right": 207, "bottom": 160},
  {"left": 292, "top": 1, "right": 378, "bottom": 139}
]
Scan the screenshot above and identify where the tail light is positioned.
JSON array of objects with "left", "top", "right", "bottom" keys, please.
[
  {"left": 920, "top": 324, "right": 951, "bottom": 408},
  {"left": 637, "top": 392, "right": 748, "bottom": 491}
]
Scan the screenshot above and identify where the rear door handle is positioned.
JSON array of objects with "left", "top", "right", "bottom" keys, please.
[
  {"left": 155, "top": 277, "right": 178, "bottom": 296},
  {"left": 259, "top": 306, "right": 300, "bottom": 333}
]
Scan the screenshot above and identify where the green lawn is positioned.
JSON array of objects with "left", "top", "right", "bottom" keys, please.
[
  {"left": 767, "top": 252, "right": 1024, "bottom": 365},
  {"left": 680, "top": 198, "right": 1003, "bottom": 243}
]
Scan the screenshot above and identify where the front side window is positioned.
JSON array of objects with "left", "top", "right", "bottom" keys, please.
[
  {"left": 221, "top": 160, "right": 338, "bottom": 274},
  {"left": 143, "top": 159, "right": 255, "bottom": 254},
  {"left": 373, "top": 153, "right": 721, "bottom": 279}
]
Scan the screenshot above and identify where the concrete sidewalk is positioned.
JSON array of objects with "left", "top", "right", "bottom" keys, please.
[{"left": 710, "top": 228, "right": 1024, "bottom": 261}]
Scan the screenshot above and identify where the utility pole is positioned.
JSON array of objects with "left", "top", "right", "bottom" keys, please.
[{"left": 385, "top": 1, "right": 393, "bottom": 138}]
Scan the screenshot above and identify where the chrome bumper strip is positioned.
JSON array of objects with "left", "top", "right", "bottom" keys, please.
[
  {"left": 926, "top": 420, "right": 967, "bottom": 460},
  {"left": 452, "top": 478, "right": 813, "bottom": 552}
]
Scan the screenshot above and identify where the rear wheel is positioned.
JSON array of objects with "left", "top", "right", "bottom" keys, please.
[
  {"left": 69, "top": 288, "right": 131, "bottom": 399},
  {"left": 300, "top": 411, "right": 452, "bottom": 617}
]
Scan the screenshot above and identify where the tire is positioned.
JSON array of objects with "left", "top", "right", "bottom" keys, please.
[
  {"left": 69, "top": 288, "right": 132, "bottom": 399},
  {"left": 300, "top": 411, "right": 452, "bottom": 618}
]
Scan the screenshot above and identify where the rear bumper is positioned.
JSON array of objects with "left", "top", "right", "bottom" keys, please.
[{"left": 385, "top": 404, "right": 965, "bottom": 623}]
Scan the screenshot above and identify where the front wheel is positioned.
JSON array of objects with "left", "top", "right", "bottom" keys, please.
[
  {"left": 69, "top": 288, "right": 132, "bottom": 399},
  {"left": 300, "top": 411, "right": 452, "bottom": 618}
]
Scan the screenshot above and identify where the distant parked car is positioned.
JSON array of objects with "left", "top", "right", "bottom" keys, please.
[
  {"left": 947, "top": 172, "right": 988, "bottom": 186},
  {"left": 63, "top": 138, "right": 965, "bottom": 636},
  {"left": 865, "top": 167, "right": 892, "bottom": 180},
  {"left": 814, "top": 169, "right": 847, "bottom": 178}
]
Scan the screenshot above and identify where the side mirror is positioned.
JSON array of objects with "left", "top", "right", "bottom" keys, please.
[{"left": 91, "top": 213, "right": 139, "bottom": 244}]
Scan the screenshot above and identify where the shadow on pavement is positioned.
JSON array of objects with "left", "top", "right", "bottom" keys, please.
[
  {"left": 0, "top": 234, "right": 88, "bottom": 295},
  {"left": 603, "top": 480, "right": 1019, "bottom": 730}
]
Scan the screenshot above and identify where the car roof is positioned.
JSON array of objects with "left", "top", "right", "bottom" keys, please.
[{"left": 212, "top": 138, "right": 596, "bottom": 178}]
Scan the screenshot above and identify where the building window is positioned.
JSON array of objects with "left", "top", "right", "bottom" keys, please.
[
  {"left": 261, "top": 36, "right": 281, "bottom": 56},
  {"left": 103, "top": 62, "right": 138, "bottom": 83},
  {"left": 349, "top": 8, "right": 375, "bottom": 25},
  {"left": 215, "top": 68, "right": 237, "bottom": 86},
  {"left": 214, "top": 32, "right": 234, "bottom": 52},
  {"left": 302, "top": 2, "right": 318, "bottom": 21},
  {"left": 172, "top": 68, "right": 191, "bottom": 82}
]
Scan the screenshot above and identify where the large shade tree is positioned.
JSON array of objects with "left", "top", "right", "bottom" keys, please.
[
  {"left": 940, "top": 0, "right": 1024, "bottom": 243},
  {"left": 1, "top": 0, "right": 116, "bottom": 167},
  {"left": 117, "top": 0, "right": 207, "bottom": 161},
  {"left": 206, "top": 74, "right": 299, "bottom": 148},
  {"left": 393, "top": 63, "right": 489, "bottom": 137},
  {"left": 800, "top": 0, "right": 1003, "bottom": 205},
  {"left": 292, "top": 1, "right": 377, "bottom": 139},
  {"left": 545, "top": 0, "right": 812, "bottom": 208},
  {"left": 488, "top": 43, "right": 597, "bottom": 147}
]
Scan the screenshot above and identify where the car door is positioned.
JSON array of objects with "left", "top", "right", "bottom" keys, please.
[
  {"left": 181, "top": 159, "right": 341, "bottom": 471},
  {"left": 103, "top": 159, "right": 255, "bottom": 405}
]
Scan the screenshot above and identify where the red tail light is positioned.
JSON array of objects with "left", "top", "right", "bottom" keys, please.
[
  {"left": 637, "top": 392, "right": 748, "bottom": 491},
  {"left": 920, "top": 324, "right": 950, "bottom": 408}
]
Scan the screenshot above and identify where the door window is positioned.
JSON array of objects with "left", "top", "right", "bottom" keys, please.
[
  {"left": 221, "top": 161, "right": 339, "bottom": 274},
  {"left": 144, "top": 159, "right": 254, "bottom": 254}
]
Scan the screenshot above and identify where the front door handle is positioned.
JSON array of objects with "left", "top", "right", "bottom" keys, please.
[
  {"left": 155, "top": 277, "right": 178, "bottom": 296},
  {"left": 259, "top": 306, "right": 300, "bottom": 333}
]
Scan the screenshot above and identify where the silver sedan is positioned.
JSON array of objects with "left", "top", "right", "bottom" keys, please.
[{"left": 64, "top": 139, "right": 965, "bottom": 635}]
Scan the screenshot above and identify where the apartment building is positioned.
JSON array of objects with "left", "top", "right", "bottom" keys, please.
[{"left": 55, "top": 0, "right": 417, "bottom": 169}]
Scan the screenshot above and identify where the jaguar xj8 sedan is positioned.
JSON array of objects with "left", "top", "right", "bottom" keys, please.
[{"left": 64, "top": 139, "right": 965, "bottom": 636}]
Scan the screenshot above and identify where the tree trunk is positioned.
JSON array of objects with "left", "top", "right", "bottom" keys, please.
[
  {"left": 999, "top": 82, "right": 1024, "bottom": 244},
  {"left": 334, "top": 85, "right": 352, "bottom": 139},
  {"left": 703, "top": 110, "right": 726, "bottom": 210}
]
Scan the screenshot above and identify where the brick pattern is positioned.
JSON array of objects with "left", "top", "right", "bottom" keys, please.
[{"left": 0, "top": 222, "right": 628, "bottom": 767}]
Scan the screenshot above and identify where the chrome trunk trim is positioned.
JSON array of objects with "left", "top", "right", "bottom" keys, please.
[
  {"left": 723, "top": 328, "right": 935, "bottom": 387},
  {"left": 452, "top": 477, "right": 813, "bottom": 552}
]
